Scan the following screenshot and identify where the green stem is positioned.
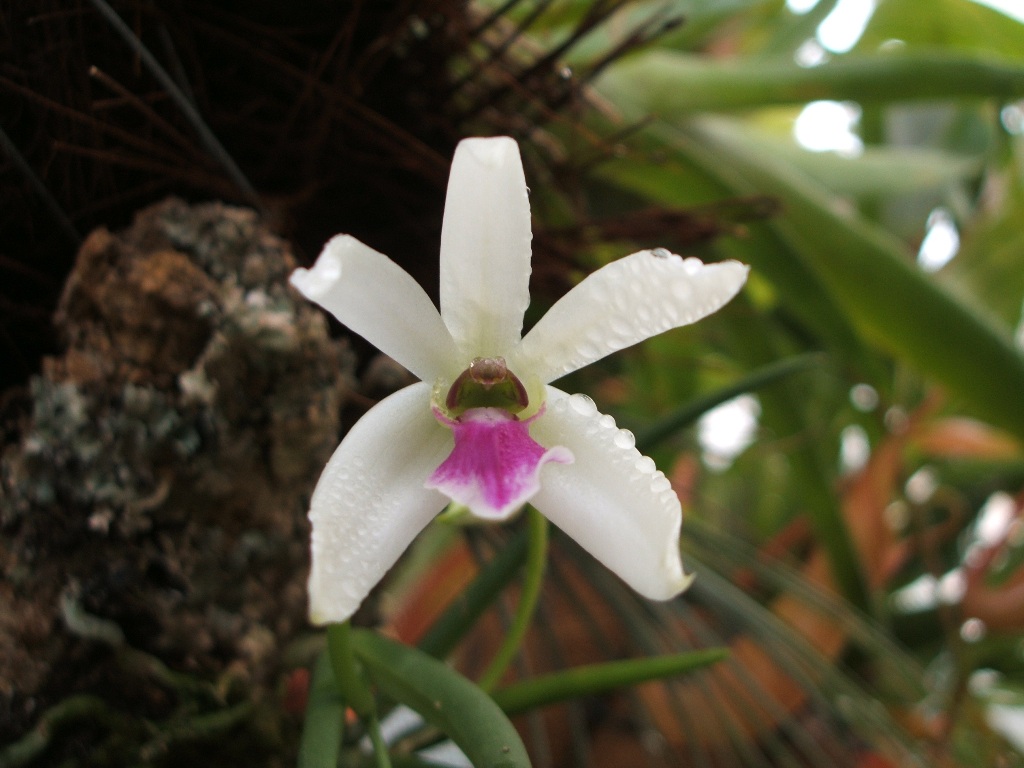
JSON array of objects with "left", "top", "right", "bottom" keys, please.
[
  {"left": 327, "top": 622, "right": 374, "bottom": 718},
  {"left": 366, "top": 713, "right": 393, "bottom": 768},
  {"left": 326, "top": 623, "right": 392, "bottom": 768},
  {"left": 477, "top": 506, "right": 548, "bottom": 692}
]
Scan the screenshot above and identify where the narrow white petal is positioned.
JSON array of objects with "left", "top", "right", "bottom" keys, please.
[
  {"left": 439, "top": 137, "right": 533, "bottom": 358},
  {"left": 291, "top": 235, "right": 461, "bottom": 382},
  {"left": 530, "top": 387, "right": 692, "bottom": 600},
  {"left": 307, "top": 382, "right": 451, "bottom": 624},
  {"left": 509, "top": 251, "right": 749, "bottom": 384}
]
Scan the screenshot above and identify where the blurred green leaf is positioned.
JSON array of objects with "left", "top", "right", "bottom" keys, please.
[
  {"left": 945, "top": 145, "right": 1024, "bottom": 328},
  {"left": 728, "top": 132, "right": 983, "bottom": 198},
  {"left": 859, "top": 0, "right": 1024, "bottom": 61},
  {"left": 298, "top": 654, "right": 344, "bottom": 768},
  {"left": 676, "top": 116, "right": 1024, "bottom": 440},
  {"left": 492, "top": 649, "right": 727, "bottom": 715},
  {"left": 599, "top": 49, "right": 1024, "bottom": 114},
  {"left": 352, "top": 630, "right": 531, "bottom": 768}
]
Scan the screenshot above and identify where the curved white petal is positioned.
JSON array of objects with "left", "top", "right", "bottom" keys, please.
[
  {"left": 530, "top": 387, "right": 692, "bottom": 600},
  {"left": 306, "top": 382, "right": 452, "bottom": 624},
  {"left": 509, "top": 251, "right": 749, "bottom": 384},
  {"left": 439, "top": 137, "right": 533, "bottom": 359},
  {"left": 291, "top": 235, "right": 461, "bottom": 382}
]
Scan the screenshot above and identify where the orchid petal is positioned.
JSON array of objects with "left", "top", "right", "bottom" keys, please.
[
  {"left": 307, "top": 382, "right": 451, "bottom": 624},
  {"left": 529, "top": 387, "right": 692, "bottom": 600},
  {"left": 508, "top": 251, "right": 749, "bottom": 384},
  {"left": 440, "top": 137, "right": 533, "bottom": 359},
  {"left": 425, "top": 407, "right": 573, "bottom": 521},
  {"left": 291, "top": 235, "right": 460, "bottom": 382}
]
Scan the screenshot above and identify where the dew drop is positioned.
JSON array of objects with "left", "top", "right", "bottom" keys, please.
[
  {"left": 614, "top": 429, "right": 636, "bottom": 449},
  {"left": 568, "top": 394, "right": 596, "bottom": 415},
  {"left": 599, "top": 414, "right": 616, "bottom": 430},
  {"left": 650, "top": 473, "right": 672, "bottom": 493},
  {"left": 634, "top": 456, "right": 656, "bottom": 474},
  {"left": 651, "top": 247, "right": 672, "bottom": 259}
]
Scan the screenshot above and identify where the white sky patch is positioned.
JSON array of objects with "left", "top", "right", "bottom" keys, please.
[
  {"left": 794, "top": 100, "right": 864, "bottom": 155},
  {"left": 786, "top": 0, "right": 821, "bottom": 13},
  {"left": 698, "top": 394, "right": 760, "bottom": 471},
  {"left": 969, "top": 0, "right": 1024, "bottom": 23},
  {"left": 891, "top": 574, "right": 940, "bottom": 612},
  {"left": 849, "top": 383, "right": 879, "bottom": 412},
  {"left": 964, "top": 491, "right": 1018, "bottom": 568},
  {"left": 976, "top": 492, "right": 1017, "bottom": 547},
  {"left": 891, "top": 569, "right": 965, "bottom": 612},
  {"left": 375, "top": 707, "right": 471, "bottom": 767},
  {"left": 839, "top": 424, "right": 870, "bottom": 473},
  {"left": 894, "top": 492, "right": 1020, "bottom": 615},
  {"left": 817, "top": 0, "right": 876, "bottom": 53},
  {"left": 794, "top": 38, "right": 829, "bottom": 67},
  {"left": 905, "top": 466, "right": 938, "bottom": 504},
  {"left": 917, "top": 208, "right": 960, "bottom": 272},
  {"left": 973, "top": 670, "right": 1024, "bottom": 753},
  {"left": 1001, "top": 102, "right": 1024, "bottom": 134}
]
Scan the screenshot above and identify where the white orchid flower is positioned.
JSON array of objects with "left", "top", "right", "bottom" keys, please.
[{"left": 290, "top": 136, "right": 748, "bottom": 625}]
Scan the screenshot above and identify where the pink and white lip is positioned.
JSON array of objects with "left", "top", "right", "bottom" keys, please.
[
  {"left": 425, "top": 406, "right": 573, "bottom": 522},
  {"left": 290, "top": 136, "right": 750, "bottom": 625}
]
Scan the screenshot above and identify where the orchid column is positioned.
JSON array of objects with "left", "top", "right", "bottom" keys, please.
[{"left": 290, "top": 136, "right": 749, "bottom": 625}]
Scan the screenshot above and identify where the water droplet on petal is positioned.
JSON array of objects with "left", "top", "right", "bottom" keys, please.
[
  {"left": 650, "top": 473, "right": 672, "bottom": 493},
  {"left": 682, "top": 257, "right": 704, "bottom": 275},
  {"left": 634, "top": 456, "right": 656, "bottom": 474},
  {"left": 599, "top": 414, "right": 615, "bottom": 430},
  {"left": 651, "top": 247, "right": 672, "bottom": 259},
  {"left": 568, "top": 394, "right": 596, "bottom": 415},
  {"left": 614, "top": 429, "right": 636, "bottom": 449}
]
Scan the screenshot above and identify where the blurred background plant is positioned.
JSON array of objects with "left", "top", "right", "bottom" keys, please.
[{"left": 3, "top": 0, "right": 1024, "bottom": 766}]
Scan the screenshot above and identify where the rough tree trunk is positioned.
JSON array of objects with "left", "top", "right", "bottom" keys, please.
[{"left": 1, "top": 198, "right": 353, "bottom": 766}]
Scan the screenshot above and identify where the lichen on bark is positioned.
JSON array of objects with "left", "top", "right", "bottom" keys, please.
[{"left": 0, "top": 198, "right": 353, "bottom": 763}]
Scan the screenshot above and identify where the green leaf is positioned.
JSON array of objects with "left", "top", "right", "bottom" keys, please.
[
  {"left": 946, "top": 148, "right": 1024, "bottom": 327},
  {"left": 859, "top": 0, "right": 1024, "bottom": 62},
  {"left": 491, "top": 650, "right": 727, "bottom": 716},
  {"left": 679, "top": 116, "right": 1024, "bottom": 441},
  {"left": 725, "top": 133, "right": 983, "bottom": 199},
  {"left": 352, "top": 630, "right": 531, "bottom": 768},
  {"left": 598, "top": 50, "right": 1024, "bottom": 114},
  {"left": 298, "top": 653, "right": 345, "bottom": 768}
]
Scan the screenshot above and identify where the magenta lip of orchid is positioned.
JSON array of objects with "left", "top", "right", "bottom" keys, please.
[
  {"left": 426, "top": 404, "right": 573, "bottom": 522},
  {"left": 289, "top": 136, "right": 749, "bottom": 625}
]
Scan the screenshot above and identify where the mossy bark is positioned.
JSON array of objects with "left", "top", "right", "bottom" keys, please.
[{"left": 1, "top": 199, "right": 353, "bottom": 766}]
